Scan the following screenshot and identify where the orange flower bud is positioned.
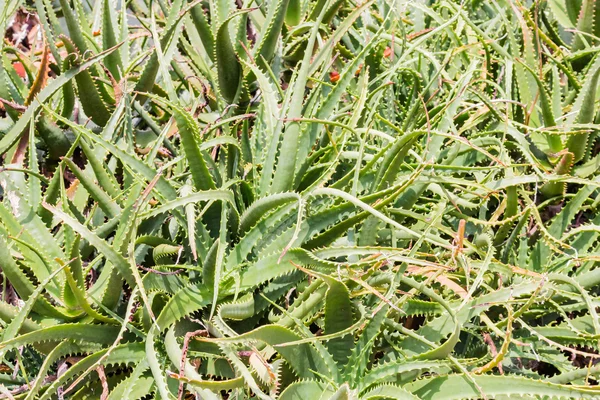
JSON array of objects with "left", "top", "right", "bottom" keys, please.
[
  {"left": 12, "top": 62, "right": 26, "bottom": 79},
  {"left": 355, "top": 64, "right": 363, "bottom": 76},
  {"left": 330, "top": 70, "right": 340, "bottom": 83}
]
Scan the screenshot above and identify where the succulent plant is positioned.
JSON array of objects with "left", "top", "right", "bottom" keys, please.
[{"left": 0, "top": 0, "right": 599, "bottom": 398}]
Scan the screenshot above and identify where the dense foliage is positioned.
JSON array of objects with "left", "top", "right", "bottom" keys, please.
[{"left": 1, "top": 0, "right": 600, "bottom": 398}]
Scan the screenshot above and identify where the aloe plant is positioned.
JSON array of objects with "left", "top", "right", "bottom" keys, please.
[{"left": 0, "top": 0, "right": 599, "bottom": 398}]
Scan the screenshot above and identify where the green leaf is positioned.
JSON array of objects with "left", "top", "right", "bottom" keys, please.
[
  {"left": 406, "top": 374, "right": 600, "bottom": 400},
  {"left": 0, "top": 42, "right": 123, "bottom": 155}
]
